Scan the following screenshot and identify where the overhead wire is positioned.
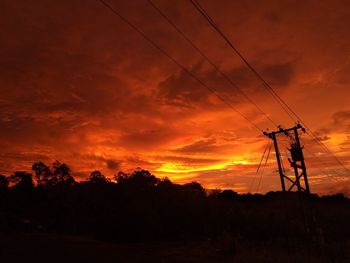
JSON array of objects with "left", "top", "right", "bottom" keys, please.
[
  {"left": 303, "top": 147, "right": 343, "bottom": 183},
  {"left": 256, "top": 142, "right": 272, "bottom": 193},
  {"left": 97, "top": 0, "right": 262, "bottom": 132},
  {"left": 147, "top": 0, "right": 297, "bottom": 192},
  {"left": 305, "top": 130, "right": 350, "bottom": 173},
  {"left": 146, "top": 0, "right": 278, "bottom": 127},
  {"left": 97, "top": 0, "right": 348, "bottom": 194},
  {"left": 190, "top": 0, "right": 350, "bottom": 175},
  {"left": 300, "top": 138, "right": 342, "bottom": 176},
  {"left": 248, "top": 140, "right": 270, "bottom": 193},
  {"left": 189, "top": 0, "right": 297, "bottom": 123},
  {"left": 147, "top": 0, "right": 344, "bottom": 188},
  {"left": 300, "top": 132, "right": 348, "bottom": 179}
]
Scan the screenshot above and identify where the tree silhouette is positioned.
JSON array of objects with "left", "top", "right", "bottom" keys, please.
[
  {"left": 0, "top": 174, "right": 9, "bottom": 190},
  {"left": 220, "top": 189, "right": 239, "bottom": 199},
  {"left": 9, "top": 171, "right": 34, "bottom": 190},
  {"left": 32, "top": 162, "right": 51, "bottom": 186},
  {"left": 32, "top": 161, "right": 75, "bottom": 186},
  {"left": 88, "top": 170, "right": 109, "bottom": 184},
  {"left": 183, "top": 181, "right": 205, "bottom": 193},
  {"left": 0, "top": 159, "right": 349, "bottom": 261},
  {"left": 116, "top": 169, "right": 160, "bottom": 188}
]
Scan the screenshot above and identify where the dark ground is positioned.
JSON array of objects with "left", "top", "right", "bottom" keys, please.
[
  {"left": 1, "top": 169, "right": 350, "bottom": 262},
  {"left": 0, "top": 233, "right": 349, "bottom": 263}
]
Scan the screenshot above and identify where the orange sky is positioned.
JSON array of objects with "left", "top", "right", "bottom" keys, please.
[{"left": 1, "top": 0, "right": 350, "bottom": 195}]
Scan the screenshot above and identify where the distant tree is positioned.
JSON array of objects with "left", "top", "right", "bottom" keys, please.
[
  {"left": 183, "top": 182, "right": 205, "bottom": 194},
  {"left": 207, "top": 189, "right": 222, "bottom": 198},
  {"left": 9, "top": 171, "right": 34, "bottom": 190},
  {"left": 88, "top": 170, "right": 109, "bottom": 184},
  {"left": 32, "top": 162, "right": 51, "bottom": 185},
  {"left": 221, "top": 189, "right": 239, "bottom": 199},
  {"left": 52, "top": 161, "right": 75, "bottom": 186},
  {"left": 114, "top": 171, "right": 128, "bottom": 183},
  {"left": 128, "top": 169, "right": 160, "bottom": 187},
  {"left": 0, "top": 174, "right": 9, "bottom": 190},
  {"left": 157, "top": 177, "right": 173, "bottom": 188},
  {"left": 32, "top": 161, "right": 75, "bottom": 187}
]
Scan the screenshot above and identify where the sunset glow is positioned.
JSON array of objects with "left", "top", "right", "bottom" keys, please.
[{"left": 1, "top": 0, "right": 350, "bottom": 195}]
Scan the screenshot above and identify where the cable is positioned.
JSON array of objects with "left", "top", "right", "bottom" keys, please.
[
  {"left": 248, "top": 140, "right": 269, "bottom": 192},
  {"left": 303, "top": 148, "right": 343, "bottom": 182},
  {"left": 97, "top": 0, "right": 262, "bottom": 132},
  {"left": 190, "top": 0, "right": 350, "bottom": 175},
  {"left": 303, "top": 140, "right": 345, "bottom": 179},
  {"left": 146, "top": 0, "right": 278, "bottom": 127},
  {"left": 98, "top": 0, "right": 348, "bottom": 194},
  {"left": 149, "top": 0, "right": 347, "bottom": 181},
  {"left": 305, "top": 131, "right": 350, "bottom": 174},
  {"left": 256, "top": 142, "right": 272, "bottom": 193},
  {"left": 189, "top": 0, "right": 297, "bottom": 123}
]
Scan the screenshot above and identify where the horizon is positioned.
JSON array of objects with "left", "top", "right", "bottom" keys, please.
[{"left": 1, "top": 0, "right": 350, "bottom": 196}]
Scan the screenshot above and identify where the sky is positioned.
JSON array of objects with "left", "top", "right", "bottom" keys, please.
[{"left": 1, "top": 0, "right": 350, "bottom": 195}]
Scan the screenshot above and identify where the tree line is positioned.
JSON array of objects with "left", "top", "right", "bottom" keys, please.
[{"left": 0, "top": 161, "right": 349, "bottom": 247}]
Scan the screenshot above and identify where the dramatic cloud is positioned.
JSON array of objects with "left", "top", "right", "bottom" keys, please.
[{"left": 0, "top": 0, "right": 349, "bottom": 195}]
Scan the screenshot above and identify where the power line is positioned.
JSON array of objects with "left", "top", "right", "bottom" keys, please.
[
  {"left": 302, "top": 138, "right": 346, "bottom": 179},
  {"left": 97, "top": 0, "right": 262, "bottom": 132},
  {"left": 303, "top": 147, "right": 343, "bottom": 182},
  {"left": 190, "top": 0, "right": 350, "bottom": 175},
  {"left": 248, "top": 140, "right": 269, "bottom": 193},
  {"left": 256, "top": 142, "right": 271, "bottom": 193},
  {"left": 146, "top": 0, "right": 278, "bottom": 127},
  {"left": 189, "top": 0, "right": 297, "bottom": 123},
  {"left": 148, "top": 0, "right": 350, "bottom": 183},
  {"left": 305, "top": 130, "right": 350, "bottom": 173},
  {"left": 300, "top": 130, "right": 350, "bottom": 174},
  {"left": 98, "top": 0, "right": 348, "bottom": 192},
  {"left": 149, "top": 0, "right": 349, "bottom": 181}
]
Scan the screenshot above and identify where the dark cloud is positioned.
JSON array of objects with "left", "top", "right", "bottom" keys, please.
[
  {"left": 172, "top": 138, "right": 219, "bottom": 154},
  {"left": 227, "top": 62, "right": 295, "bottom": 90},
  {"left": 0, "top": 0, "right": 349, "bottom": 195},
  {"left": 105, "top": 159, "right": 120, "bottom": 171},
  {"left": 79, "top": 154, "right": 122, "bottom": 172},
  {"left": 156, "top": 61, "right": 295, "bottom": 109},
  {"left": 118, "top": 128, "right": 180, "bottom": 150},
  {"left": 157, "top": 63, "right": 211, "bottom": 108},
  {"left": 261, "top": 62, "right": 294, "bottom": 86}
]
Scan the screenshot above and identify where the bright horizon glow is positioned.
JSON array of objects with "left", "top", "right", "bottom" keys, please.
[{"left": 0, "top": 0, "right": 349, "bottom": 196}]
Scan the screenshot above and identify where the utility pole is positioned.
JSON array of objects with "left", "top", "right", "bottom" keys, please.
[{"left": 263, "top": 124, "right": 310, "bottom": 194}]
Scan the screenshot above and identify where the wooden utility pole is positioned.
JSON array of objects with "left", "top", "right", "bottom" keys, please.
[{"left": 263, "top": 124, "right": 310, "bottom": 194}]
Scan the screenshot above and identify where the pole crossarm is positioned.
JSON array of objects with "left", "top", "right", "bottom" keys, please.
[{"left": 263, "top": 123, "right": 306, "bottom": 137}]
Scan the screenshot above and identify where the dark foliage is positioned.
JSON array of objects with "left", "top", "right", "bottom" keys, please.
[
  {"left": 32, "top": 161, "right": 75, "bottom": 187},
  {"left": 0, "top": 161, "right": 350, "bottom": 251}
]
